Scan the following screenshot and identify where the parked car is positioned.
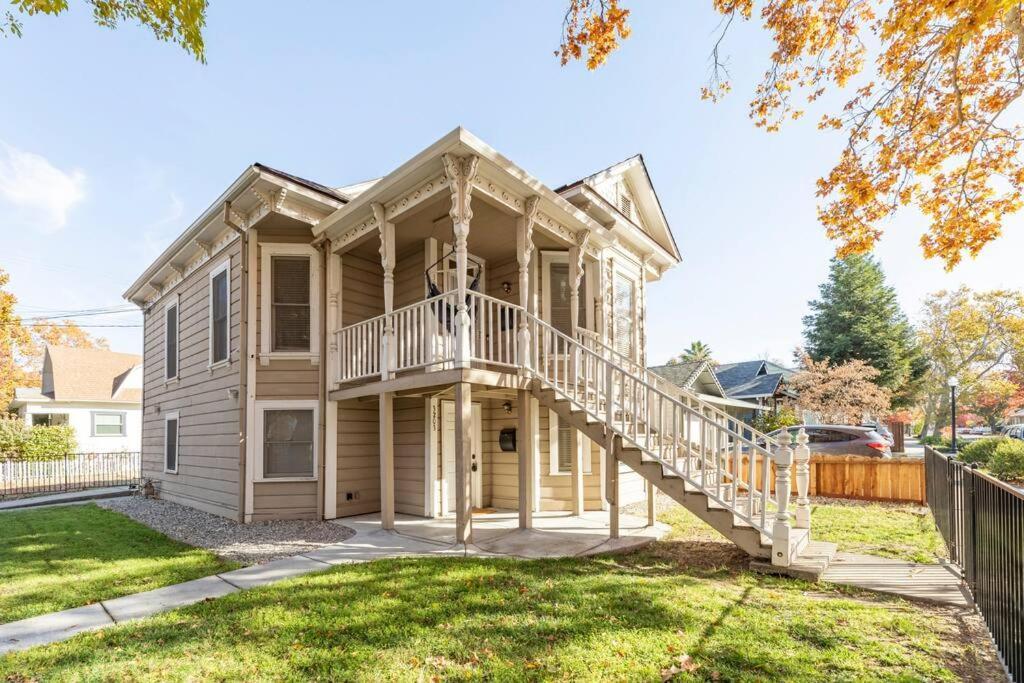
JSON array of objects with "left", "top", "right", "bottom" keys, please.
[
  {"left": 861, "top": 422, "right": 895, "bottom": 446},
  {"left": 1006, "top": 425, "right": 1024, "bottom": 441},
  {"left": 767, "top": 425, "right": 893, "bottom": 458}
]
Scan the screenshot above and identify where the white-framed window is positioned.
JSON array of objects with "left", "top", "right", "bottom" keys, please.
[
  {"left": 209, "top": 258, "right": 231, "bottom": 367},
  {"left": 260, "top": 244, "right": 320, "bottom": 360},
  {"left": 254, "top": 400, "right": 318, "bottom": 481},
  {"left": 164, "top": 411, "right": 179, "bottom": 474},
  {"left": 92, "top": 411, "right": 126, "bottom": 437},
  {"left": 548, "top": 412, "right": 591, "bottom": 476},
  {"left": 612, "top": 271, "right": 637, "bottom": 360},
  {"left": 540, "top": 251, "right": 590, "bottom": 336},
  {"left": 164, "top": 296, "right": 179, "bottom": 381}
]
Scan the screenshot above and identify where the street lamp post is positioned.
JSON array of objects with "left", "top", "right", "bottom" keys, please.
[{"left": 948, "top": 376, "right": 959, "bottom": 454}]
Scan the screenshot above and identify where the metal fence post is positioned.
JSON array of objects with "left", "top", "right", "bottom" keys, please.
[{"left": 62, "top": 452, "right": 68, "bottom": 494}]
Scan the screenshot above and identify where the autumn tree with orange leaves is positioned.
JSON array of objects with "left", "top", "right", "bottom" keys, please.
[{"left": 559, "top": 0, "right": 1024, "bottom": 269}]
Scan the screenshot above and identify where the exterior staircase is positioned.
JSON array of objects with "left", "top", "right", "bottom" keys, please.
[{"left": 523, "top": 310, "right": 837, "bottom": 577}]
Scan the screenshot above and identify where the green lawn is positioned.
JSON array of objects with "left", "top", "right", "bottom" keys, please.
[
  {"left": 0, "top": 501, "right": 985, "bottom": 682},
  {"left": 0, "top": 503, "right": 237, "bottom": 624},
  {"left": 656, "top": 498, "right": 946, "bottom": 564}
]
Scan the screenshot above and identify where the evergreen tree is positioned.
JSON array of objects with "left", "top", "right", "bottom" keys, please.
[{"left": 802, "top": 255, "right": 924, "bottom": 407}]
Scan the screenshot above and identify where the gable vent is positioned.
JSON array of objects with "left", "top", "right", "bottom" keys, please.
[{"left": 617, "top": 188, "right": 633, "bottom": 220}]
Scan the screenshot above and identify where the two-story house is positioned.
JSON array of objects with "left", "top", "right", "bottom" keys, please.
[{"left": 124, "top": 128, "right": 829, "bottom": 571}]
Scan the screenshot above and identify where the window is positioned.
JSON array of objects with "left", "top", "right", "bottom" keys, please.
[
  {"left": 92, "top": 412, "right": 125, "bottom": 437},
  {"left": 31, "top": 413, "right": 68, "bottom": 427},
  {"left": 612, "top": 274, "right": 636, "bottom": 359},
  {"left": 547, "top": 262, "right": 586, "bottom": 336},
  {"left": 272, "top": 256, "right": 310, "bottom": 351},
  {"left": 260, "top": 245, "right": 320, "bottom": 359},
  {"left": 549, "top": 413, "right": 591, "bottom": 475},
  {"left": 165, "top": 298, "right": 179, "bottom": 380},
  {"left": 209, "top": 259, "right": 230, "bottom": 365},
  {"left": 164, "top": 412, "right": 179, "bottom": 473},
  {"left": 255, "top": 401, "right": 318, "bottom": 480}
]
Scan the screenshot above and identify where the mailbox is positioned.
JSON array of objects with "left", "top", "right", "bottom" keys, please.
[{"left": 499, "top": 428, "right": 517, "bottom": 452}]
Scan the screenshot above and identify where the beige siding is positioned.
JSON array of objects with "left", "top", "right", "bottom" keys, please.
[
  {"left": 250, "top": 231, "right": 321, "bottom": 520},
  {"left": 485, "top": 258, "right": 517, "bottom": 304},
  {"left": 336, "top": 399, "right": 381, "bottom": 517},
  {"left": 394, "top": 246, "right": 425, "bottom": 309},
  {"left": 484, "top": 397, "right": 518, "bottom": 509},
  {"left": 142, "top": 240, "right": 242, "bottom": 519},
  {"left": 341, "top": 253, "right": 384, "bottom": 326},
  {"left": 394, "top": 397, "right": 425, "bottom": 515}
]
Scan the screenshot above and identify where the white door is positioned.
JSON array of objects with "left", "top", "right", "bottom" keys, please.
[{"left": 441, "top": 401, "right": 483, "bottom": 513}]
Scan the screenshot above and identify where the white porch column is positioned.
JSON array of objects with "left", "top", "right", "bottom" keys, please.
[
  {"left": 568, "top": 231, "right": 589, "bottom": 341},
  {"left": 442, "top": 154, "right": 479, "bottom": 369},
  {"left": 516, "top": 196, "right": 538, "bottom": 371},
  {"left": 324, "top": 244, "right": 341, "bottom": 520},
  {"left": 607, "top": 433, "right": 620, "bottom": 539},
  {"left": 380, "top": 391, "right": 395, "bottom": 530},
  {"left": 646, "top": 480, "right": 656, "bottom": 527},
  {"left": 517, "top": 388, "right": 535, "bottom": 529},
  {"left": 570, "top": 428, "right": 584, "bottom": 516},
  {"left": 373, "top": 203, "right": 396, "bottom": 380},
  {"left": 455, "top": 381, "right": 473, "bottom": 543}
]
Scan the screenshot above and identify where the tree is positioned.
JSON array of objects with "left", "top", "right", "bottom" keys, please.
[
  {"left": 802, "top": 254, "right": 925, "bottom": 405},
  {"left": 0, "top": 269, "right": 29, "bottom": 409},
  {"left": 559, "top": 1, "right": 1024, "bottom": 269},
  {"left": 965, "top": 372, "right": 1024, "bottom": 430},
  {"left": 789, "top": 351, "right": 892, "bottom": 423},
  {"left": 916, "top": 287, "right": 1024, "bottom": 436},
  {"left": 2, "top": 0, "right": 207, "bottom": 61},
  {"left": 668, "top": 340, "right": 715, "bottom": 365}
]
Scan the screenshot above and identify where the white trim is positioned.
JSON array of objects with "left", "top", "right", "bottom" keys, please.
[
  {"left": 90, "top": 410, "right": 127, "bottom": 438},
  {"left": 208, "top": 257, "right": 232, "bottom": 368},
  {"left": 548, "top": 413, "right": 591, "bottom": 476},
  {"left": 244, "top": 229, "right": 258, "bottom": 521},
  {"left": 164, "top": 411, "right": 180, "bottom": 474},
  {"left": 163, "top": 295, "right": 180, "bottom": 382},
  {"left": 253, "top": 399, "right": 319, "bottom": 483},
  {"left": 259, "top": 243, "right": 321, "bottom": 364},
  {"left": 324, "top": 399, "right": 338, "bottom": 519},
  {"left": 425, "top": 396, "right": 438, "bottom": 517},
  {"left": 532, "top": 397, "right": 541, "bottom": 512}
]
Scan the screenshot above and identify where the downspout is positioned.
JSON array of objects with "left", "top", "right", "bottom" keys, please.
[
  {"left": 223, "top": 202, "right": 247, "bottom": 523},
  {"left": 312, "top": 234, "right": 329, "bottom": 521}
]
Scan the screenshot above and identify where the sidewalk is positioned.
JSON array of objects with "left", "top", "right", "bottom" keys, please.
[{"left": 0, "top": 486, "right": 133, "bottom": 511}]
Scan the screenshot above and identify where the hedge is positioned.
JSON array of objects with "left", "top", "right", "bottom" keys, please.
[
  {"left": 0, "top": 414, "right": 77, "bottom": 460},
  {"left": 959, "top": 437, "right": 1009, "bottom": 467},
  {"left": 989, "top": 440, "right": 1024, "bottom": 482}
]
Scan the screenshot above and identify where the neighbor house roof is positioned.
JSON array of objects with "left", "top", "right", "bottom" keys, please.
[
  {"left": 41, "top": 346, "right": 143, "bottom": 403},
  {"left": 648, "top": 360, "right": 727, "bottom": 396},
  {"left": 714, "top": 360, "right": 796, "bottom": 400}
]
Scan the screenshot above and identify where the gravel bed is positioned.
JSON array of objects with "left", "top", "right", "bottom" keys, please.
[{"left": 97, "top": 496, "right": 355, "bottom": 565}]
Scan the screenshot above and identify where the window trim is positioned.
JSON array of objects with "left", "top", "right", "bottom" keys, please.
[
  {"left": 164, "top": 295, "right": 180, "bottom": 383},
  {"left": 548, "top": 412, "right": 591, "bottom": 476},
  {"left": 208, "top": 257, "right": 232, "bottom": 368},
  {"left": 259, "top": 244, "right": 320, "bottom": 362},
  {"left": 91, "top": 411, "right": 127, "bottom": 438},
  {"left": 254, "top": 399, "right": 319, "bottom": 483},
  {"left": 164, "top": 411, "right": 179, "bottom": 474},
  {"left": 611, "top": 267, "right": 639, "bottom": 362}
]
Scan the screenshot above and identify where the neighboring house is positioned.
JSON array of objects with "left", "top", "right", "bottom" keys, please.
[
  {"left": 9, "top": 346, "right": 143, "bottom": 453},
  {"left": 1007, "top": 408, "right": 1024, "bottom": 426},
  {"left": 647, "top": 360, "right": 763, "bottom": 422},
  {"left": 714, "top": 360, "right": 798, "bottom": 421},
  {"left": 122, "top": 128, "right": 826, "bottom": 571}
]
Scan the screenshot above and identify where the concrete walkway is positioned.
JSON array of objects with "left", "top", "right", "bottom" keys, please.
[
  {"left": 0, "top": 486, "right": 133, "bottom": 511},
  {"left": 0, "top": 510, "right": 664, "bottom": 655},
  {"left": 822, "top": 553, "right": 971, "bottom": 606}
]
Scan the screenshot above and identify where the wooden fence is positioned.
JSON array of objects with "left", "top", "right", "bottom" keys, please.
[{"left": 781, "top": 455, "right": 926, "bottom": 504}]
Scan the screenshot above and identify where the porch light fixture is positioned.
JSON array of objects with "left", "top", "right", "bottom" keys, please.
[
  {"left": 502, "top": 401, "right": 512, "bottom": 414},
  {"left": 502, "top": 281, "right": 512, "bottom": 294}
]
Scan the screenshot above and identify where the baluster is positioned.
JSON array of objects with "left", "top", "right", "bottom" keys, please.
[
  {"left": 793, "top": 428, "right": 811, "bottom": 529},
  {"left": 772, "top": 435, "right": 794, "bottom": 566}
]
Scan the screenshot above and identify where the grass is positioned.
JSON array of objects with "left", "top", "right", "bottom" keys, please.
[
  {"left": 0, "top": 499, "right": 986, "bottom": 682},
  {"left": 0, "top": 555, "right": 980, "bottom": 682},
  {"left": 0, "top": 503, "right": 238, "bottom": 623},
  {"left": 656, "top": 498, "right": 946, "bottom": 564}
]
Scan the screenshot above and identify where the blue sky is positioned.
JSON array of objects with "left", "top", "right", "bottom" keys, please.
[{"left": 2, "top": 1, "right": 1022, "bottom": 366}]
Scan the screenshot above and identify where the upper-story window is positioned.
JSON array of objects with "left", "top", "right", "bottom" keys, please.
[
  {"left": 612, "top": 273, "right": 636, "bottom": 360},
  {"left": 541, "top": 252, "right": 588, "bottom": 337},
  {"left": 260, "top": 244, "right": 320, "bottom": 359},
  {"left": 164, "top": 297, "right": 179, "bottom": 381},
  {"left": 209, "top": 259, "right": 231, "bottom": 365}
]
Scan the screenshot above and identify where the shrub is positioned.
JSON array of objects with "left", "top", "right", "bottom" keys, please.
[
  {"left": 959, "top": 436, "right": 1008, "bottom": 467},
  {"left": 920, "top": 434, "right": 952, "bottom": 449},
  {"left": 989, "top": 440, "right": 1024, "bottom": 482},
  {"left": 0, "top": 414, "right": 76, "bottom": 460},
  {"left": 752, "top": 407, "right": 799, "bottom": 433}
]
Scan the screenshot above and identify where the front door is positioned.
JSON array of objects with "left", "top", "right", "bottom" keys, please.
[{"left": 441, "top": 401, "right": 483, "bottom": 513}]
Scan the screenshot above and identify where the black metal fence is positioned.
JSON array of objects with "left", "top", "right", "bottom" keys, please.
[
  {"left": 0, "top": 451, "right": 141, "bottom": 500},
  {"left": 925, "top": 446, "right": 1022, "bottom": 682}
]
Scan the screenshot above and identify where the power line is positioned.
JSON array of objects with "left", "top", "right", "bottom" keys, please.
[
  {"left": 0, "top": 322, "right": 142, "bottom": 328},
  {"left": 19, "top": 309, "right": 140, "bottom": 323}
]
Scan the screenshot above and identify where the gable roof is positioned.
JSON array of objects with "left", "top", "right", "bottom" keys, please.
[
  {"left": 42, "top": 346, "right": 143, "bottom": 403},
  {"left": 648, "top": 360, "right": 727, "bottom": 396},
  {"left": 714, "top": 359, "right": 796, "bottom": 400}
]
